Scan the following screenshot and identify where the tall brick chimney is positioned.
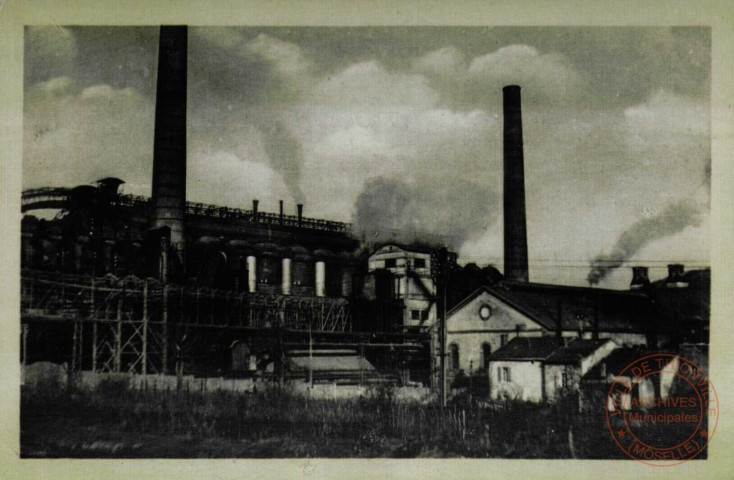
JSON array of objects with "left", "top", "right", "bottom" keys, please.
[
  {"left": 151, "top": 26, "right": 188, "bottom": 274},
  {"left": 503, "top": 85, "right": 529, "bottom": 282}
]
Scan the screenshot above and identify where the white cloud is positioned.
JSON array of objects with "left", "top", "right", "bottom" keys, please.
[
  {"left": 193, "top": 29, "right": 314, "bottom": 90},
  {"left": 412, "top": 46, "right": 467, "bottom": 80},
  {"left": 34, "top": 76, "right": 76, "bottom": 96},
  {"left": 308, "top": 60, "right": 439, "bottom": 107},
  {"left": 188, "top": 152, "right": 293, "bottom": 209},
  {"left": 468, "top": 44, "right": 541, "bottom": 73},
  {"left": 314, "top": 125, "right": 396, "bottom": 159},
  {"left": 247, "top": 33, "right": 312, "bottom": 78},
  {"left": 81, "top": 84, "right": 121, "bottom": 99},
  {"left": 624, "top": 89, "right": 708, "bottom": 133},
  {"left": 24, "top": 77, "right": 153, "bottom": 191},
  {"left": 467, "top": 44, "right": 585, "bottom": 103}
]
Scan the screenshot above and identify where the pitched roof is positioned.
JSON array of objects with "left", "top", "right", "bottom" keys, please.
[
  {"left": 288, "top": 350, "right": 375, "bottom": 372},
  {"left": 545, "top": 339, "right": 612, "bottom": 364},
  {"left": 370, "top": 242, "right": 438, "bottom": 256},
  {"left": 488, "top": 337, "right": 612, "bottom": 365},
  {"left": 448, "top": 282, "right": 656, "bottom": 334}
]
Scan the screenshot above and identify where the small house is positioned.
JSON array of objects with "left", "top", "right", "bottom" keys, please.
[{"left": 487, "top": 337, "right": 617, "bottom": 402}]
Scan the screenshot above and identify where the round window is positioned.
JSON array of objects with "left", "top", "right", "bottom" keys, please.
[{"left": 478, "top": 304, "right": 492, "bottom": 320}]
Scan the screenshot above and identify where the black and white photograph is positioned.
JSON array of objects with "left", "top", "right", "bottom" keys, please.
[{"left": 6, "top": 3, "right": 731, "bottom": 471}]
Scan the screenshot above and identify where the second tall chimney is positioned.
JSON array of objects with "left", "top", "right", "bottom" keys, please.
[{"left": 503, "top": 85, "right": 529, "bottom": 282}]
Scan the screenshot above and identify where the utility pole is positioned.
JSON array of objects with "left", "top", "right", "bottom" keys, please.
[
  {"left": 432, "top": 247, "right": 450, "bottom": 407},
  {"left": 309, "top": 324, "right": 313, "bottom": 388},
  {"left": 442, "top": 256, "right": 447, "bottom": 407}
]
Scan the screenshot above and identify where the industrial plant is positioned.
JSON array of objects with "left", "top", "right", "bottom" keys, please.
[{"left": 20, "top": 26, "right": 709, "bottom": 407}]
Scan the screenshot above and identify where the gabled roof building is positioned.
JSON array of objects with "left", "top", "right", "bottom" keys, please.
[{"left": 487, "top": 336, "right": 617, "bottom": 402}]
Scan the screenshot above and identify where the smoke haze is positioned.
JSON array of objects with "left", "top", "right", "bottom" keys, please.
[
  {"left": 353, "top": 176, "right": 498, "bottom": 249},
  {"left": 587, "top": 199, "right": 703, "bottom": 285}
]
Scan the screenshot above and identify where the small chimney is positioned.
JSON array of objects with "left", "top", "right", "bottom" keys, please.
[
  {"left": 666, "top": 264, "right": 688, "bottom": 288},
  {"left": 279, "top": 200, "right": 284, "bottom": 224},
  {"left": 252, "top": 199, "right": 259, "bottom": 223},
  {"left": 630, "top": 266, "right": 650, "bottom": 290},
  {"left": 297, "top": 203, "right": 303, "bottom": 227}
]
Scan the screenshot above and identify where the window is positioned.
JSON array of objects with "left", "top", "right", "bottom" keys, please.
[
  {"left": 420, "top": 309, "right": 430, "bottom": 321},
  {"left": 449, "top": 343, "right": 460, "bottom": 371},
  {"left": 478, "top": 304, "right": 492, "bottom": 320},
  {"left": 414, "top": 258, "right": 426, "bottom": 268},
  {"left": 385, "top": 258, "right": 397, "bottom": 268},
  {"left": 411, "top": 309, "right": 420, "bottom": 320},
  {"left": 482, "top": 342, "right": 492, "bottom": 370},
  {"left": 498, "top": 366, "right": 512, "bottom": 383},
  {"left": 500, "top": 334, "right": 509, "bottom": 347}
]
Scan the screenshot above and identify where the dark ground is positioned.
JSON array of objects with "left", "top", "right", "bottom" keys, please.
[{"left": 20, "top": 378, "right": 647, "bottom": 459}]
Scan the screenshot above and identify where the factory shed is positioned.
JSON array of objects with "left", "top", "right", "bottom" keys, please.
[
  {"left": 443, "top": 283, "right": 654, "bottom": 381},
  {"left": 286, "top": 349, "right": 379, "bottom": 385},
  {"left": 487, "top": 282, "right": 656, "bottom": 337},
  {"left": 487, "top": 337, "right": 616, "bottom": 403}
]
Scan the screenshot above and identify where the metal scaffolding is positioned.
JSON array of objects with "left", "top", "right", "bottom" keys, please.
[{"left": 21, "top": 269, "right": 352, "bottom": 375}]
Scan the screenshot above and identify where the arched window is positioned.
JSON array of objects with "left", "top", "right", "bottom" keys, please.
[
  {"left": 482, "top": 342, "right": 492, "bottom": 370},
  {"left": 449, "top": 343, "right": 460, "bottom": 371}
]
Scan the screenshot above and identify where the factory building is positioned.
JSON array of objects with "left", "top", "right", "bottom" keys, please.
[
  {"left": 21, "top": 25, "right": 434, "bottom": 383},
  {"left": 443, "top": 281, "right": 654, "bottom": 378},
  {"left": 21, "top": 182, "right": 362, "bottom": 296},
  {"left": 367, "top": 244, "right": 437, "bottom": 332}
]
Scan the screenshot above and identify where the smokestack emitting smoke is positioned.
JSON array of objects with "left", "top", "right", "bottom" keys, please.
[
  {"left": 587, "top": 200, "right": 702, "bottom": 285},
  {"left": 263, "top": 121, "right": 305, "bottom": 203},
  {"left": 503, "top": 85, "right": 529, "bottom": 283},
  {"left": 151, "top": 26, "right": 188, "bottom": 268}
]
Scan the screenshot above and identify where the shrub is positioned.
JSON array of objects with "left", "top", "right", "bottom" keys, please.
[{"left": 95, "top": 376, "right": 131, "bottom": 398}]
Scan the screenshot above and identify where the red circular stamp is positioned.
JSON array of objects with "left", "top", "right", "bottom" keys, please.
[{"left": 605, "top": 353, "right": 718, "bottom": 466}]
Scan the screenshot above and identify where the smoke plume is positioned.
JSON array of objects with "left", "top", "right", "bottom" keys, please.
[
  {"left": 587, "top": 199, "right": 703, "bottom": 285},
  {"left": 353, "top": 176, "right": 498, "bottom": 249},
  {"left": 262, "top": 120, "right": 305, "bottom": 202}
]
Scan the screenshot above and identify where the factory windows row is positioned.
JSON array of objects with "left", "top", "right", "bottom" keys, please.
[
  {"left": 410, "top": 309, "right": 430, "bottom": 321},
  {"left": 382, "top": 258, "right": 427, "bottom": 269}
]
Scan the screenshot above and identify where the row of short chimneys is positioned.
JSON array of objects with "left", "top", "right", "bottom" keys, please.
[
  {"left": 630, "top": 264, "right": 689, "bottom": 289},
  {"left": 252, "top": 199, "right": 304, "bottom": 226}
]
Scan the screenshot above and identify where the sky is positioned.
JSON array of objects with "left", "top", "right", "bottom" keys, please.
[{"left": 23, "top": 26, "right": 711, "bottom": 289}]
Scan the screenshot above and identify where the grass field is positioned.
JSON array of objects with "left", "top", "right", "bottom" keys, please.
[{"left": 21, "top": 377, "right": 625, "bottom": 458}]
